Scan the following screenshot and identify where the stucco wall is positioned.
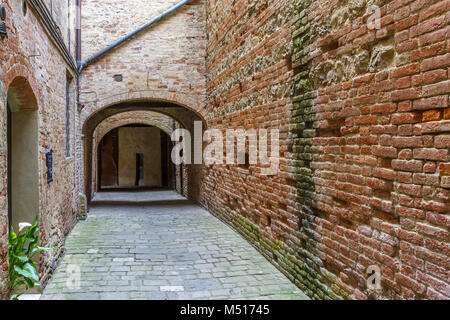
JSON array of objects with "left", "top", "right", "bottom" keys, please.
[{"left": 118, "top": 127, "right": 162, "bottom": 187}]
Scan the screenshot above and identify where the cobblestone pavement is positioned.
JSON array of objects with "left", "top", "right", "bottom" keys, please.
[{"left": 41, "top": 191, "right": 309, "bottom": 300}]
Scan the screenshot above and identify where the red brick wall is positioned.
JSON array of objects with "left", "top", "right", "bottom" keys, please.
[
  {"left": 0, "top": 0, "right": 78, "bottom": 299},
  {"left": 202, "top": 0, "right": 449, "bottom": 300}
]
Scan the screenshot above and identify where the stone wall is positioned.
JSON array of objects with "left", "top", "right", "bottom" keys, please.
[
  {"left": 0, "top": 0, "right": 78, "bottom": 299},
  {"left": 202, "top": 0, "right": 449, "bottom": 300}
]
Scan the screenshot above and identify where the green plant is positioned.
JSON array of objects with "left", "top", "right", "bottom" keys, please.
[{"left": 8, "top": 217, "right": 52, "bottom": 300}]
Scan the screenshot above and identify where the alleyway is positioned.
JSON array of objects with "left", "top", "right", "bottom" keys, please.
[{"left": 41, "top": 191, "right": 308, "bottom": 300}]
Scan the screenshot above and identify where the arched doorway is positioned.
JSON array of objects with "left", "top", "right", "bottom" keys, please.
[
  {"left": 82, "top": 102, "right": 206, "bottom": 203},
  {"left": 6, "top": 77, "right": 39, "bottom": 230},
  {"left": 97, "top": 124, "right": 174, "bottom": 191}
]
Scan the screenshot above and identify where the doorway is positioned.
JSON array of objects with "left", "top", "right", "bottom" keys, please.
[{"left": 6, "top": 77, "right": 39, "bottom": 231}]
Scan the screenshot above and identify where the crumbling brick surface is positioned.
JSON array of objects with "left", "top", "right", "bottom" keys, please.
[
  {"left": 0, "top": 0, "right": 78, "bottom": 299},
  {"left": 201, "top": 0, "right": 449, "bottom": 300}
]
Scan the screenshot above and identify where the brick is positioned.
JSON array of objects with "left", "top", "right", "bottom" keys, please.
[
  {"left": 392, "top": 136, "right": 423, "bottom": 148},
  {"left": 417, "top": 223, "right": 449, "bottom": 241},
  {"left": 416, "top": 247, "right": 449, "bottom": 268},
  {"left": 427, "top": 287, "right": 449, "bottom": 300},
  {"left": 390, "top": 64, "right": 420, "bottom": 78},
  {"left": 421, "top": 53, "right": 450, "bottom": 72},
  {"left": 413, "top": 148, "right": 448, "bottom": 161},
  {"left": 370, "top": 103, "right": 397, "bottom": 114},
  {"left": 411, "top": 42, "right": 446, "bottom": 61},
  {"left": 417, "top": 271, "right": 450, "bottom": 297},
  {"left": 422, "top": 80, "right": 450, "bottom": 97},
  {"left": 419, "top": 1, "right": 450, "bottom": 21},
  {"left": 412, "top": 69, "right": 447, "bottom": 86},
  {"left": 419, "top": 26, "right": 448, "bottom": 46},
  {"left": 395, "top": 206, "right": 425, "bottom": 220},
  {"left": 372, "top": 146, "right": 398, "bottom": 158},
  {"left": 392, "top": 112, "right": 422, "bottom": 124},
  {"left": 413, "top": 96, "right": 448, "bottom": 111},
  {"left": 392, "top": 160, "right": 423, "bottom": 172},
  {"left": 421, "top": 121, "right": 450, "bottom": 134},
  {"left": 412, "top": 173, "right": 440, "bottom": 186},
  {"left": 396, "top": 274, "right": 425, "bottom": 294},
  {"left": 439, "top": 163, "right": 450, "bottom": 175},
  {"left": 410, "top": 15, "right": 446, "bottom": 37},
  {"left": 422, "top": 110, "right": 442, "bottom": 122},
  {"left": 391, "top": 88, "right": 420, "bottom": 101}
]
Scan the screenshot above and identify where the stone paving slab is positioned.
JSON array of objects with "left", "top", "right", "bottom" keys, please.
[{"left": 41, "top": 191, "right": 309, "bottom": 300}]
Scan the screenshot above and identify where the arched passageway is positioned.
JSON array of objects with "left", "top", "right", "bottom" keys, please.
[
  {"left": 82, "top": 102, "right": 205, "bottom": 203},
  {"left": 6, "top": 77, "right": 39, "bottom": 231}
]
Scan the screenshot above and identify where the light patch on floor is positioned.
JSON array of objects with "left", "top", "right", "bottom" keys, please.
[{"left": 160, "top": 286, "right": 185, "bottom": 292}]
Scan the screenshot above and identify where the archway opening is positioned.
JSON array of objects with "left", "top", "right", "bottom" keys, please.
[
  {"left": 6, "top": 77, "right": 39, "bottom": 231},
  {"left": 83, "top": 105, "right": 205, "bottom": 203},
  {"left": 97, "top": 124, "right": 175, "bottom": 191}
]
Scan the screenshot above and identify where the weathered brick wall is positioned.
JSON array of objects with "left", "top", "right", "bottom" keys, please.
[
  {"left": 79, "top": 0, "right": 206, "bottom": 117},
  {"left": 202, "top": 0, "right": 449, "bottom": 300},
  {"left": 0, "top": 0, "right": 78, "bottom": 299},
  {"left": 201, "top": 0, "right": 304, "bottom": 293}
]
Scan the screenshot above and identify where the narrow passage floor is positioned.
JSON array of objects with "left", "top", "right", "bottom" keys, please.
[{"left": 41, "top": 190, "right": 308, "bottom": 300}]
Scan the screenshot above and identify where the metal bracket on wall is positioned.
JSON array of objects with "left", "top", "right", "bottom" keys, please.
[
  {"left": 0, "top": 4, "right": 7, "bottom": 37},
  {"left": 0, "top": 21, "right": 6, "bottom": 37}
]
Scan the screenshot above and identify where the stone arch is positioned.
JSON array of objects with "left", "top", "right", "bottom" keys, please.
[
  {"left": 6, "top": 76, "right": 38, "bottom": 112},
  {"left": 80, "top": 90, "right": 206, "bottom": 126},
  {"left": 81, "top": 100, "right": 205, "bottom": 203},
  {"left": 93, "top": 111, "right": 179, "bottom": 144}
]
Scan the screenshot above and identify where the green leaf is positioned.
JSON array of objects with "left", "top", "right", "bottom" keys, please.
[
  {"left": 9, "top": 227, "right": 17, "bottom": 244},
  {"left": 9, "top": 215, "right": 42, "bottom": 293},
  {"left": 32, "top": 246, "right": 53, "bottom": 253},
  {"left": 24, "top": 277, "right": 35, "bottom": 289},
  {"left": 16, "top": 256, "right": 29, "bottom": 263},
  {"left": 14, "top": 263, "right": 39, "bottom": 282}
]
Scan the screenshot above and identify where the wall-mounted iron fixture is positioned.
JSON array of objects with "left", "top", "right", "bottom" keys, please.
[
  {"left": 22, "top": 0, "right": 27, "bottom": 16},
  {"left": 0, "top": 5, "right": 6, "bottom": 20},
  {"left": 113, "top": 74, "right": 123, "bottom": 82},
  {"left": 0, "top": 4, "right": 7, "bottom": 37}
]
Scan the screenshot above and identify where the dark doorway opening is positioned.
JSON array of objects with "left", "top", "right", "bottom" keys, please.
[{"left": 135, "top": 153, "right": 144, "bottom": 186}]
